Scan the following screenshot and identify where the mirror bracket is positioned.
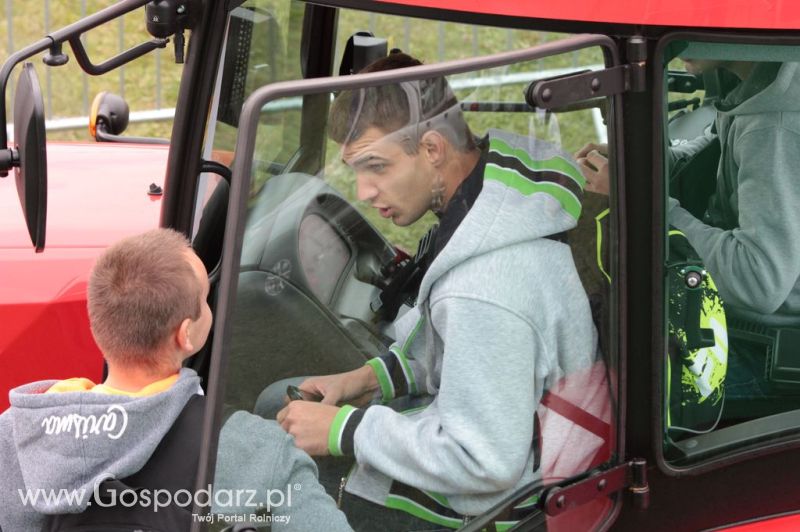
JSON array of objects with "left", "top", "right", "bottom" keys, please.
[
  {"left": 0, "top": 147, "right": 19, "bottom": 177},
  {"left": 43, "top": 42, "right": 69, "bottom": 67}
]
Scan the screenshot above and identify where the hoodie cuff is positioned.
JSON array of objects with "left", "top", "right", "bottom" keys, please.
[
  {"left": 366, "top": 357, "right": 395, "bottom": 402},
  {"left": 328, "top": 405, "right": 364, "bottom": 456}
]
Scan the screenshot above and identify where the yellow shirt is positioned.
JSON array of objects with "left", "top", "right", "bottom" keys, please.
[{"left": 45, "top": 374, "right": 180, "bottom": 397}]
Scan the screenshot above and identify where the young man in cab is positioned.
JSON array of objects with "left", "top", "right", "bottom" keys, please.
[
  {"left": 0, "top": 229, "right": 351, "bottom": 531},
  {"left": 577, "top": 58, "right": 800, "bottom": 405},
  {"left": 259, "top": 53, "right": 598, "bottom": 529}
]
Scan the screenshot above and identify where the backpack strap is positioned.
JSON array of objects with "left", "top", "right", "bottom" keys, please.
[
  {"left": 122, "top": 393, "right": 205, "bottom": 491},
  {"left": 43, "top": 394, "right": 206, "bottom": 531}
]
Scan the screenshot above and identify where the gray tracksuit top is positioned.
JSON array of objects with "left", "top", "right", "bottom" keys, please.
[
  {"left": 669, "top": 62, "right": 800, "bottom": 324},
  {"left": 327, "top": 129, "right": 597, "bottom": 521},
  {"left": 0, "top": 368, "right": 351, "bottom": 531}
]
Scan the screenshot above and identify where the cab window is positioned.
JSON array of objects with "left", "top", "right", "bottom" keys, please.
[
  {"left": 662, "top": 40, "right": 800, "bottom": 466},
  {"left": 208, "top": 5, "right": 621, "bottom": 529}
]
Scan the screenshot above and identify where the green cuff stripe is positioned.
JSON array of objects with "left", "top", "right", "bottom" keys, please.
[
  {"left": 397, "top": 316, "right": 424, "bottom": 394},
  {"left": 384, "top": 495, "right": 463, "bottom": 529},
  {"left": 489, "top": 136, "right": 586, "bottom": 187},
  {"left": 485, "top": 164, "right": 582, "bottom": 220},
  {"left": 401, "top": 316, "right": 425, "bottom": 353},
  {"left": 422, "top": 490, "right": 450, "bottom": 508},
  {"left": 328, "top": 405, "right": 356, "bottom": 457},
  {"left": 390, "top": 347, "right": 418, "bottom": 396},
  {"left": 366, "top": 358, "right": 394, "bottom": 402}
]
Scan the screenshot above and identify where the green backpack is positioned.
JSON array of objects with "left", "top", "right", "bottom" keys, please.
[
  {"left": 665, "top": 229, "right": 728, "bottom": 437},
  {"left": 589, "top": 208, "right": 728, "bottom": 436}
]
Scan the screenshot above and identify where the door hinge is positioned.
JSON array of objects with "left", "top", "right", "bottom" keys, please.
[
  {"left": 526, "top": 36, "right": 647, "bottom": 110},
  {"left": 543, "top": 458, "right": 649, "bottom": 517}
]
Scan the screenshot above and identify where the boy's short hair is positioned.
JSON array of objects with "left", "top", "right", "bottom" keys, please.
[
  {"left": 88, "top": 229, "right": 202, "bottom": 368},
  {"left": 328, "top": 52, "right": 475, "bottom": 153}
]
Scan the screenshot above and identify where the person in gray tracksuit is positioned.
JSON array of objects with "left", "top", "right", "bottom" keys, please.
[{"left": 265, "top": 52, "right": 597, "bottom": 530}]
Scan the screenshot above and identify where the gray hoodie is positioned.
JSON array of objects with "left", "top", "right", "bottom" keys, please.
[
  {"left": 328, "top": 129, "right": 597, "bottom": 521},
  {"left": 669, "top": 62, "right": 800, "bottom": 322},
  {"left": 0, "top": 368, "right": 351, "bottom": 531},
  {"left": 0, "top": 368, "right": 202, "bottom": 531}
]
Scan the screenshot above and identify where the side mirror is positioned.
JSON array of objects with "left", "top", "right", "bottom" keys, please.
[
  {"left": 90, "top": 92, "right": 130, "bottom": 138},
  {"left": 88, "top": 91, "right": 168, "bottom": 145},
  {"left": 13, "top": 63, "right": 47, "bottom": 252}
]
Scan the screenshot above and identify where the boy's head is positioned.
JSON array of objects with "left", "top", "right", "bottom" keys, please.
[{"left": 88, "top": 228, "right": 212, "bottom": 371}]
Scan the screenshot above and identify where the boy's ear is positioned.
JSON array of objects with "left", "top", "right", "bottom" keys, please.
[
  {"left": 176, "top": 318, "right": 194, "bottom": 354},
  {"left": 420, "top": 130, "right": 446, "bottom": 166}
]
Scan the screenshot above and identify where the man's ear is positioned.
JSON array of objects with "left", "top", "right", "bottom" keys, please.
[
  {"left": 176, "top": 318, "right": 194, "bottom": 354},
  {"left": 420, "top": 130, "right": 447, "bottom": 166}
]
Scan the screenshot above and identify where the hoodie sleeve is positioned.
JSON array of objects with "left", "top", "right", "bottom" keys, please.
[
  {"left": 351, "top": 296, "right": 538, "bottom": 494},
  {"left": 213, "top": 412, "right": 352, "bottom": 531},
  {"left": 365, "top": 306, "right": 430, "bottom": 401},
  {"left": 668, "top": 128, "right": 716, "bottom": 173},
  {"left": 670, "top": 124, "right": 800, "bottom": 314}
]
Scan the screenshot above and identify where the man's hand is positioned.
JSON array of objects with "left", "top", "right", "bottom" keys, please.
[
  {"left": 277, "top": 401, "right": 340, "bottom": 456},
  {"left": 295, "top": 365, "right": 378, "bottom": 407},
  {"left": 575, "top": 142, "right": 610, "bottom": 196}
]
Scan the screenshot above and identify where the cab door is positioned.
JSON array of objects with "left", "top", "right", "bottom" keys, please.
[
  {"left": 615, "top": 34, "right": 800, "bottom": 531},
  {"left": 197, "top": 24, "right": 630, "bottom": 531}
]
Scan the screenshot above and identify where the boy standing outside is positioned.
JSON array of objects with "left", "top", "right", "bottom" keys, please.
[{"left": 0, "top": 229, "right": 351, "bottom": 531}]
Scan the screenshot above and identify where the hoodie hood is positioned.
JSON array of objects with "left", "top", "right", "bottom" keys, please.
[
  {"left": 6, "top": 368, "right": 201, "bottom": 514},
  {"left": 717, "top": 62, "right": 800, "bottom": 116},
  {"left": 418, "top": 129, "right": 584, "bottom": 302}
]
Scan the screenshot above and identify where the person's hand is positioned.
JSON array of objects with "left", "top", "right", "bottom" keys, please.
[
  {"left": 294, "top": 365, "right": 378, "bottom": 407},
  {"left": 277, "top": 401, "right": 340, "bottom": 456},
  {"left": 574, "top": 143, "right": 610, "bottom": 196}
]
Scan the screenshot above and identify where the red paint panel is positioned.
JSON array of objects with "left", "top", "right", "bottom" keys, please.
[
  {"left": 0, "top": 248, "right": 103, "bottom": 412},
  {"left": 376, "top": 0, "right": 800, "bottom": 30},
  {"left": 722, "top": 514, "right": 800, "bottom": 531},
  {"left": 0, "top": 142, "right": 166, "bottom": 411},
  {"left": 0, "top": 142, "right": 167, "bottom": 249}
]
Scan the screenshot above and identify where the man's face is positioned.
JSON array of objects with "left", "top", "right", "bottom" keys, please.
[
  {"left": 185, "top": 249, "right": 213, "bottom": 355},
  {"left": 342, "top": 126, "right": 434, "bottom": 227}
]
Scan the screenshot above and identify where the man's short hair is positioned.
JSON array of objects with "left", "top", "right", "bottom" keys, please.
[
  {"left": 88, "top": 229, "right": 202, "bottom": 368},
  {"left": 329, "top": 52, "right": 476, "bottom": 153}
]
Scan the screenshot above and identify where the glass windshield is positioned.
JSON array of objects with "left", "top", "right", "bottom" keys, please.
[{"left": 201, "top": 5, "right": 620, "bottom": 530}]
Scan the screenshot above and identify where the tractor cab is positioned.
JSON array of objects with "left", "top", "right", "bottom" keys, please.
[{"left": 3, "top": 0, "right": 800, "bottom": 530}]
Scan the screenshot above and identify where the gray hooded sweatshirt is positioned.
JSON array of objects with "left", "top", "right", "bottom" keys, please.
[
  {"left": 0, "top": 368, "right": 351, "bottom": 531},
  {"left": 669, "top": 62, "right": 800, "bottom": 323},
  {"left": 327, "top": 129, "right": 597, "bottom": 522}
]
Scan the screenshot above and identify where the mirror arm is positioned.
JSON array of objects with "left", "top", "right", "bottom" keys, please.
[
  {"left": 0, "top": 0, "right": 154, "bottom": 170},
  {"left": 68, "top": 37, "right": 168, "bottom": 77},
  {"left": 94, "top": 123, "right": 170, "bottom": 145}
]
